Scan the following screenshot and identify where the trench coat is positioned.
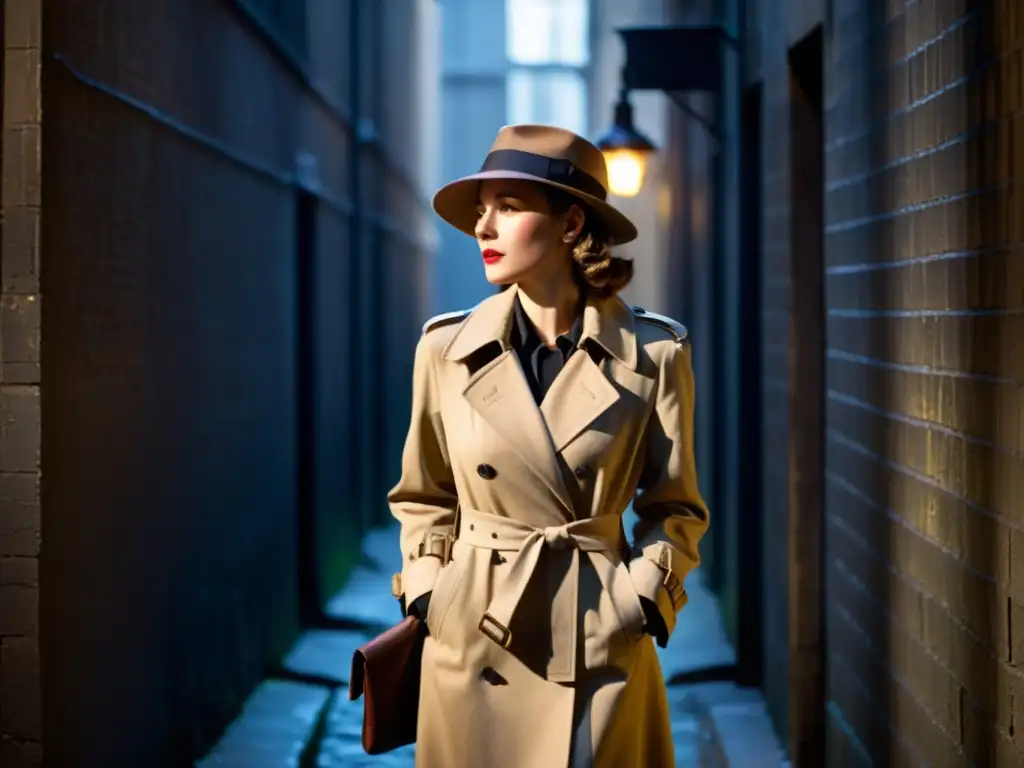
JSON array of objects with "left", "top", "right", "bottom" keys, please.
[{"left": 388, "top": 284, "right": 709, "bottom": 768}]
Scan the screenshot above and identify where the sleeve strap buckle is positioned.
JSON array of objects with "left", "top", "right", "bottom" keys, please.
[{"left": 415, "top": 530, "right": 453, "bottom": 565}]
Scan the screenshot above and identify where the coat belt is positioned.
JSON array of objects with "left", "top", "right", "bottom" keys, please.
[{"left": 458, "top": 506, "right": 625, "bottom": 683}]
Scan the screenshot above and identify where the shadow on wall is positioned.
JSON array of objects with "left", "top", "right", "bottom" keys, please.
[{"left": 957, "top": 4, "right": 1010, "bottom": 763}]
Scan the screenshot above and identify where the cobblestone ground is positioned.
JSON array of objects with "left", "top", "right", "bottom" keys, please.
[
  {"left": 198, "top": 524, "right": 785, "bottom": 767},
  {"left": 314, "top": 681, "right": 709, "bottom": 766}
]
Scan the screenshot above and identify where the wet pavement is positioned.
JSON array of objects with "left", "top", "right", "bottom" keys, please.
[{"left": 197, "top": 523, "right": 786, "bottom": 767}]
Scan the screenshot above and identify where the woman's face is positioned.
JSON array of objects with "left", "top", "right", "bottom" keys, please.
[{"left": 474, "top": 179, "right": 581, "bottom": 286}]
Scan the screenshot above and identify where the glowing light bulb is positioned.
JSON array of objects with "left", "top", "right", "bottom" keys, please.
[{"left": 603, "top": 148, "right": 648, "bottom": 198}]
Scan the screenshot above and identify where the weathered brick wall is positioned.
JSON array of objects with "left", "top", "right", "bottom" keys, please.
[
  {"left": 1, "top": 0, "right": 433, "bottom": 765},
  {"left": 753, "top": 0, "right": 1023, "bottom": 763},
  {"left": 0, "top": 2, "right": 43, "bottom": 765},
  {"left": 826, "top": 0, "right": 1022, "bottom": 762}
]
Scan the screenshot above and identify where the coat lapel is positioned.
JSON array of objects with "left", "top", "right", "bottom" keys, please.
[
  {"left": 540, "top": 350, "right": 620, "bottom": 454},
  {"left": 542, "top": 295, "right": 639, "bottom": 453},
  {"left": 577, "top": 293, "right": 638, "bottom": 371},
  {"left": 444, "top": 287, "right": 575, "bottom": 515},
  {"left": 442, "top": 287, "right": 641, "bottom": 516},
  {"left": 462, "top": 351, "right": 574, "bottom": 514}
]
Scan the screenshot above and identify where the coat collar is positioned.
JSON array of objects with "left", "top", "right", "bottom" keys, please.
[{"left": 441, "top": 284, "right": 638, "bottom": 370}]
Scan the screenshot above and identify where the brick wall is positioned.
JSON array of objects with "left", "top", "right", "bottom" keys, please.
[
  {"left": 0, "top": 0, "right": 42, "bottom": 765},
  {"left": 0, "top": 0, "right": 433, "bottom": 765},
  {"left": 752, "top": 0, "right": 1023, "bottom": 763}
]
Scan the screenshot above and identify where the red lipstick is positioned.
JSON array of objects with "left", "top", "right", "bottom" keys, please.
[{"left": 482, "top": 249, "right": 504, "bottom": 265}]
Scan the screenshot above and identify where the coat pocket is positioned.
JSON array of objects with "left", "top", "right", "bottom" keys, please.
[
  {"left": 583, "top": 554, "right": 647, "bottom": 669},
  {"left": 424, "top": 551, "right": 467, "bottom": 643},
  {"left": 610, "top": 560, "right": 647, "bottom": 647}
]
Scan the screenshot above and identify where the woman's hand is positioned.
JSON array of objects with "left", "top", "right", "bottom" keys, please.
[
  {"left": 409, "top": 592, "right": 432, "bottom": 632},
  {"left": 639, "top": 596, "right": 668, "bottom": 646}
]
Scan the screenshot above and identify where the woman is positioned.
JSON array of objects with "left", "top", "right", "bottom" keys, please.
[{"left": 388, "top": 124, "right": 709, "bottom": 767}]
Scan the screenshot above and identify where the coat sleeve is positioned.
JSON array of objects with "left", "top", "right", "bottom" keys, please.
[
  {"left": 629, "top": 338, "right": 710, "bottom": 644},
  {"left": 387, "top": 332, "right": 459, "bottom": 608}
]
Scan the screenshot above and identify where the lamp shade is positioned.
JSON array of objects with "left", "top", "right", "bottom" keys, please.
[{"left": 595, "top": 93, "right": 657, "bottom": 198}]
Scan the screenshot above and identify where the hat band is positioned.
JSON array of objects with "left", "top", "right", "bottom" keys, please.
[{"left": 479, "top": 149, "right": 607, "bottom": 202}]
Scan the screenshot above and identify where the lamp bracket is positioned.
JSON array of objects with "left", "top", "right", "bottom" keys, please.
[{"left": 667, "top": 92, "right": 723, "bottom": 146}]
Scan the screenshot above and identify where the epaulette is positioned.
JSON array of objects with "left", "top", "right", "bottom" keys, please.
[
  {"left": 631, "top": 306, "right": 689, "bottom": 344},
  {"left": 422, "top": 307, "right": 472, "bottom": 336}
]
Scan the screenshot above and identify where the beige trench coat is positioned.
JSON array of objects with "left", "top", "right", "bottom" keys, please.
[{"left": 388, "top": 285, "right": 709, "bottom": 768}]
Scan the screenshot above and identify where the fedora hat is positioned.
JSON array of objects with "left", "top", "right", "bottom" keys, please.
[{"left": 432, "top": 124, "right": 639, "bottom": 245}]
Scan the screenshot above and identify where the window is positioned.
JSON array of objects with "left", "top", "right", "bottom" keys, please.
[
  {"left": 507, "top": 70, "right": 587, "bottom": 135},
  {"left": 505, "top": 0, "right": 590, "bottom": 136},
  {"left": 506, "top": 0, "right": 589, "bottom": 65}
]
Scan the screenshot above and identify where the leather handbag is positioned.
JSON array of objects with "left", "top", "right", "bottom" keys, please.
[{"left": 348, "top": 614, "right": 424, "bottom": 754}]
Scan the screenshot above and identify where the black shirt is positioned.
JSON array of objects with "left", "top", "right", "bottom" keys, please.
[{"left": 510, "top": 295, "right": 584, "bottom": 405}]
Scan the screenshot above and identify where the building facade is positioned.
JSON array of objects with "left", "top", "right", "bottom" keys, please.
[
  {"left": 748, "top": 0, "right": 1023, "bottom": 762},
  {"left": 667, "top": 0, "right": 1023, "bottom": 763},
  {"left": 0, "top": 0, "right": 439, "bottom": 764}
]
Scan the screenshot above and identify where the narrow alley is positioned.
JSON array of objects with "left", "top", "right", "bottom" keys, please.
[{"left": 1, "top": 0, "right": 1022, "bottom": 766}]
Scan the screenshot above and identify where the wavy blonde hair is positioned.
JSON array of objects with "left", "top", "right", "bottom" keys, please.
[{"left": 545, "top": 187, "right": 634, "bottom": 299}]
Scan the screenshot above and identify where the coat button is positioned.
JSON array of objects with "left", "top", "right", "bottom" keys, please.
[
  {"left": 477, "top": 464, "right": 498, "bottom": 480},
  {"left": 574, "top": 465, "right": 589, "bottom": 479}
]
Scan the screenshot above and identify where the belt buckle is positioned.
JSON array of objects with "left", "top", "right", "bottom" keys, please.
[
  {"left": 478, "top": 613, "right": 512, "bottom": 648},
  {"left": 418, "top": 531, "right": 452, "bottom": 564}
]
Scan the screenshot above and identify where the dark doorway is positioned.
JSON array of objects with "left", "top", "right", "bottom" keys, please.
[
  {"left": 295, "top": 186, "right": 321, "bottom": 624},
  {"left": 736, "top": 82, "right": 764, "bottom": 689},
  {"left": 787, "top": 25, "right": 826, "bottom": 765}
]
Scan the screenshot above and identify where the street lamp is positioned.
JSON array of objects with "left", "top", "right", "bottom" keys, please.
[
  {"left": 595, "top": 90, "right": 656, "bottom": 198},
  {"left": 597, "top": 25, "right": 737, "bottom": 195}
]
